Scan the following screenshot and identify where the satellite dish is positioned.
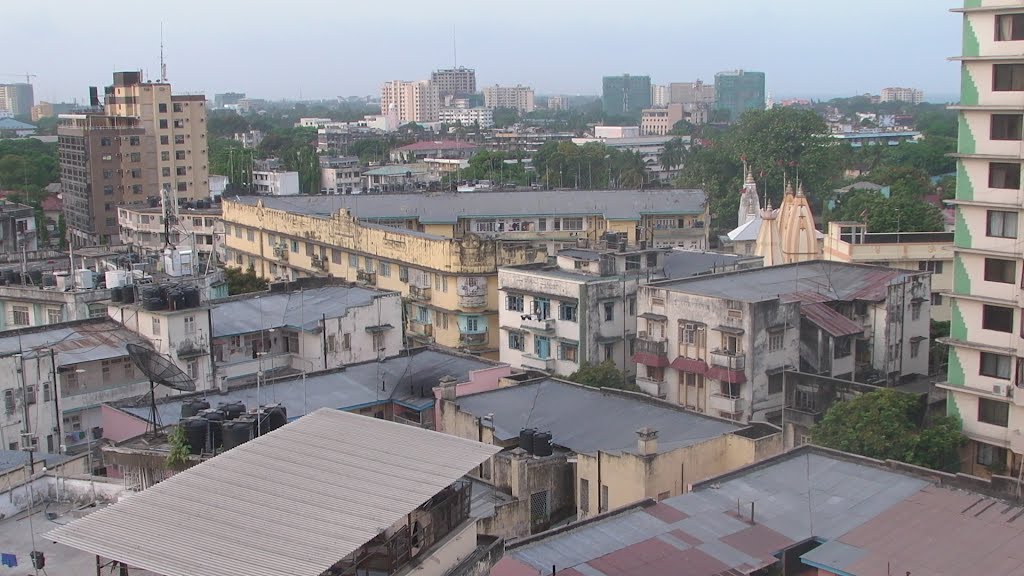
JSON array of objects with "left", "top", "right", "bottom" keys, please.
[{"left": 127, "top": 343, "right": 196, "bottom": 435}]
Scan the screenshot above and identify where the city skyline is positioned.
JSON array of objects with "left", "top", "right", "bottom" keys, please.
[{"left": 10, "top": 0, "right": 958, "bottom": 103}]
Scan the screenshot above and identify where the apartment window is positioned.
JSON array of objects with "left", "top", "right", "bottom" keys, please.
[
  {"left": 102, "top": 364, "right": 111, "bottom": 383},
  {"left": 534, "top": 336, "right": 551, "bottom": 359},
  {"left": 558, "top": 342, "right": 578, "bottom": 363},
  {"left": 399, "top": 266, "right": 409, "bottom": 282},
  {"left": 158, "top": 103, "right": 168, "bottom": 113},
  {"left": 173, "top": 103, "right": 184, "bottom": 113},
  {"left": 173, "top": 119, "right": 185, "bottom": 129},
  {"left": 994, "top": 63, "right": 1024, "bottom": 91},
  {"left": 129, "top": 152, "right": 141, "bottom": 162},
  {"left": 989, "top": 163, "right": 1021, "bottom": 189},
  {"left": 161, "top": 135, "right": 170, "bottom": 145},
  {"left": 579, "top": 478, "right": 590, "bottom": 515},
  {"left": 910, "top": 339, "right": 921, "bottom": 359},
  {"left": 600, "top": 485, "right": 609, "bottom": 513},
  {"left": 103, "top": 185, "right": 114, "bottom": 195},
  {"left": 932, "top": 293, "right": 943, "bottom": 306},
  {"left": 10, "top": 306, "right": 28, "bottom": 326},
  {"left": 102, "top": 169, "right": 113, "bottom": 179},
  {"left": 176, "top": 150, "right": 186, "bottom": 160},
  {"left": 379, "top": 262, "right": 391, "bottom": 277},
  {"left": 604, "top": 302, "right": 614, "bottom": 321},
  {"left": 175, "top": 135, "right": 185, "bottom": 145},
  {"left": 835, "top": 336, "right": 852, "bottom": 358},
  {"left": 348, "top": 254, "right": 358, "bottom": 268},
  {"left": 124, "top": 361, "right": 135, "bottom": 380},
  {"left": 562, "top": 217, "right": 584, "bottom": 231},
  {"left": 979, "top": 398, "right": 1010, "bottom": 427},
  {"left": 977, "top": 443, "right": 1008, "bottom": 472},
  {"left": 768, "top": 331, "right": 783, "bottom": 351},
  {"left": 996, "top": 14, "right": 1024, "bottom": 41},
  {"left": 246, "top": 229, "right": 255, "bottom": 242},
  {"left": 987, "top": 210, "right": 1018, "bottom": 238},
  {"left": 130, "top": 168, "right": 142, "bottom": 178},
  {"left": 327, "top": 335, "right": 337, "bottom": 353},
  {"left": 645, "top": 365, "right": 665, "bottom": 382},
  {"left": 918, "top": 261, "right": 944, "bottom": 274},
  {"left": 558, "top": 302, "right": 578, "bottom": 322},
  {"left": 161, "top": 150, "right": 170, "bottom": 161},
  {"left": 465, "top": 316, "right": 480, "bottom": 332},
  {"left": 625, "top": 255, "right": 641, "bottom": 271},
  {"left": 768, "top": 372, "right": 783, "bottom": 394},
  {"left": 508, "top": 332, "right": 525, "bottom": 351},
  {"left": 363, "top": 257, "right": 375, "bottom": 273},
  {"left": 342, "top": 333, "right": 351, "bottom": 350},
  {"left": 184, "top": 315, "right": 196, "bottom": 335},
  {"left": 187, "top": 360, "right": 199, "bottom": 380},
  {"left": 981, "top": 352, "right": 1013, "bottom": 379},
  {"left": 604, "top": 344, "right": 615, "bottom": 362},
  {"left": 159, "top": 119, "right": 168, "bottom": 129},
  {"left": 985, "top": 258, "right": 1016, "bottom": 283},
  {"left": 176, "top": 166, "right": 187, "bottom": 176},
  {"left": 131, "top": 184, "right": 143, "bottom": 195},
  {"left": 475, "top": 219, "right": 495, "bottom": 232},
  {"left": 47, "top": 308, "right": 61, "bottom": 325},
  {"left": 911, "top": 301, "right": 922, "bottom": 321},
  {"left": 628, "top": 297, "right": 636, "bottom": 315},
  {"left": 290, "top": 239, "right": 298, "bottom": 252},
  {"left": 100, "top": 137, "right": 111, "bottom": 146},
  {"left": 129, "top": 136, "right": 140, "bottom": 146},
  {"left": 992, "top": 114, "right": 1024, "bottom": 140},
  {"left": 152, "top": 317, "right": 161, "bottom": 335},
  {"left": 506, "top": 294, "right": 524, "bottom": 312},
  {"left": 533, "top": 298, "right": 551, "bottom": 320},
  {"left": 983, "top": 304, "right": 1014, "bottom": 333}
]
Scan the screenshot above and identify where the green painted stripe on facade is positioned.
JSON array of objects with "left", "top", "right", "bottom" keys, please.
[
  {"left": 953, "top": 253, "right": 972, "bottom": 295},
  {"left": 957, "top": 114, "right": 977, "bottom": 155},
  {"left": 960, "top": 65, "right": 980, "bottom": 107},
  {"left": 956, "top": 159, "right": 974, "bottom": 202},
  {"left": 964, "top": 0, "right": 981, "bottom": 8},
  {"left": 946, "top": 392, "right": 963, "bottom": 420},
  {"left": 950, "top": 298, "right": 968, "bottom": 342},
  {"left": 947, "top": 346, "right": 966, "bottom": 388},
  {"left": 962, "top": 16, "right": 980, "bottom": 58},
  {"left": 953, "top": 208, "right": 973, "bottom": 249}
]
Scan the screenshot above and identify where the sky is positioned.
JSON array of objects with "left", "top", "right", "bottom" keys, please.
[{"left": 7, "top": 0, "right": 960, "bottom": 104}]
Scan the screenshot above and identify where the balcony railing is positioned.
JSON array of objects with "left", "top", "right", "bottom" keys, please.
[
  {"left": 636, "top": 332, "right": 668, "bottom": 357},
  {"left": 458, "top": 293, "right": 487, "bottom": 309},
  {"left": 356, "top": 270, "right": 377, "bottom": 285},
  {"left": 408, "top": 285, "right": 431, "bottom": 302},
  {"left": 176, "top": 338, "right": 208, "bottom": 359},
  {"left": 521, "top": 316, "right": 554, "bottom": 333},
  {"left": 522, "top": 354, "right": 555, "bottom": 371},
  {"left": 710, "top": 349, "right": 745, "bottom": 370},
  {"left": 782, "top": 406, "right": 822, "bottom": 429},
  {"left": 459, "top": 331, "right": 489, "bottom": 347},
  {"left": 636, "top": 376, "right": 667, "bottom": 398},
  {"left": 709, "top": 393, "right": 746, "bottom": 414},
  {"left": 409, "top": 320, "right": 433, "bottom": 338}
]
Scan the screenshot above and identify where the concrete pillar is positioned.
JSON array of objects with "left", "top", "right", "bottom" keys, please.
[{"left": 636, "top": 427, "right": 659, "bottom": 456}]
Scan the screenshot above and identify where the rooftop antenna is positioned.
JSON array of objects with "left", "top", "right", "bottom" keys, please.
[{"left": 160, "top": 22, "right": 167, "bottom": 82}]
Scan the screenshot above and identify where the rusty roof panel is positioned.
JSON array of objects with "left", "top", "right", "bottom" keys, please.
[{"left": 800, "top": 302, "right": 864, "bottom": 337}]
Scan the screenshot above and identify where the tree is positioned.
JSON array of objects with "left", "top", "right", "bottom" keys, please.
[
  {"left": 165, "top": 424, "right": 192, "bottom": 470},
  {"left": 225, "top": 265, "right": 268, "bottom": 295},
  {"left": 812, "top": 389, "right": 965, "bottom": 472},
  {"left": 208, "top": 138, "right": 254, "bottom": 193},
  {"left": 658, "top": 138, "right": 685, "bottom": 173},
  {"left": 207, "top": 110, "right": 251, "bottom": 139},
  {"left": 566, "top": 361, "right": 635, "bottom": 391},
  {"left": 492, "top": 107, "right": 520, "bottom": 129},
  {"left": 829, "top": 190, "right": 944, "bottom": 233}
]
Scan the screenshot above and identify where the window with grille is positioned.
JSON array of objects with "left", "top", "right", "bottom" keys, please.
[
  {"left": 600, "top": 485, "right": 609, "bottom": 513},
  {"left": 11, "top": 306, "right": 29, "bottom": 326},
  {"left": 184, "top": 315, "right": 196, "bottom": 335},
  {"left": 506, "top": 294, "right": 524, "bottom": 312},
  {"left": 47, "top": 308, "right": 61, "bottom": 325},
  {"left": 579, "top": 479, "right": 590, "bottom": 514},
  {"left": 979, "top": 398, "right": 1010, "bottom": 427},
  {"left": 530, "top": 491, "right": 549, "bottom": 521}
]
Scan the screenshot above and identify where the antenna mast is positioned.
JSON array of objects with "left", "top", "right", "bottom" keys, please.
[{"left": 160, "top": 23, "right": 167, "bottom": 82}]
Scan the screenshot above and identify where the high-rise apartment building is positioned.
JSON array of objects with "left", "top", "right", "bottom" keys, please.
[
  {"left": 482, "top": 84, "right": 535, "bottom": 113},
  {"left": 669, "top": 81, "right": 715, "bottom": 106},
  {"left": 651, "top": 84, "right": 669, "bottom": 107},
  {"left": 58, "top": 114, "right": 157, "bottom": 246},
  {"left": 0, "top": 83, "right": 34, "bottom": 118},
  {"left": 430, "top": 67, "right": 476, "bottom": 98},
  {"left": 380, "top": 80, "right": 439, "bottom": 124},
  {"left": 713, "top": 70, "right": 765, "bottom": 122},
  {"left": 103, "top": 72, "right": 209, "bottom": 201},
  {"left": 940, "top": 1, "right": 1024, "bottom": 479},
  {"left": 879, "top": 87, "right": 925, "bottom": 104},
  {"left": 602, "top": 74, "right": 652, "bottom": 116}
]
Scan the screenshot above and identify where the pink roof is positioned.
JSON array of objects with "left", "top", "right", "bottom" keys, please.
[
  {"left": 395, "top": 140, "right": 478, "bottom": 152},
  {"left": 40, "top": 194, "right": 63, "bottom": 211}
]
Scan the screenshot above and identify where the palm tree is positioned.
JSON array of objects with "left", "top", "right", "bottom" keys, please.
[
  {"left": 658, "top": 138, "right": 685, "bottom": 173},
  {"left": 618, "top": 151, "right": 647, "bottom": 189}
]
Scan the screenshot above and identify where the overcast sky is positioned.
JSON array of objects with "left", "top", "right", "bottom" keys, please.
[{"left": 8, "top": 0, "right": 960, "bottom": 104}]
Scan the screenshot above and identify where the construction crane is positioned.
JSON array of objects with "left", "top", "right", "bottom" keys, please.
[{"left": 0, "top": 73, "right": 37, "bottom": 84}]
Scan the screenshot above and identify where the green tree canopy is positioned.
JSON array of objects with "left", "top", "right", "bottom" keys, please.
[
  {"left": 226, "top": 266, "right": 268, "bottom": 295},
  {"left": 566, "top": 361, "right": 635, "bottom": 391},
  {"left": 829, "top": 189, "right": 945, "bottom": 233},
  {"left": 812, "top": 388, "right": 964, "bottom": 472},
  {"left": 0, "top": 139, "right": 58, "bottom": 192}
]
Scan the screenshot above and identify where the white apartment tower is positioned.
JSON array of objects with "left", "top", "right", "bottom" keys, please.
[
  {"left": 940, "top": 1, "right": 1024, "bottom": 479},
  {"left": 482, "top": 85, "right": 536, "bottom": 113},
  {"left": 380, "top": 80, "right": 439, "bottom": 124}
]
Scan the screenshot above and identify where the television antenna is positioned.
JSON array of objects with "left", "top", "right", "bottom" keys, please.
[{"left": 126, "top": 343, "right": 196, "bottom": 436}]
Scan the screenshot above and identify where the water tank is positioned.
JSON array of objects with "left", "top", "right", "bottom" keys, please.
[
  {"left": 222, "top": 418, "right": 254, "bottom": 450},
  {"left": 519, "top": 428, "right": 536, "bottom": 454},
  {"left": 186, "top": 287, "right": 201, "bottom": 308},
  {"left": 42, "top": 273, "right": 56, "bottom": 287},
  {"left": 180, "top": 399, "right": 210, "bottom": 419},
  {"left": 110, "top": 286, "right": 124, "bottom": 303},
  {"left": 142, "top": 286, "right": 163, "bottom": 300},
  {"left": 5, "top": 270, "right": 19, "bottom": 285},
  {"left": 180, "top": 417, "right": 207, "bottom": 456},
  {"left": 105, "top": 270, "right": 127, "bottom": 289},
  {"left": 122, "top": 286, "right": 136, "bottom": 304},
  {"left": 263, "top": 404, "right": 287, "bottom": 432},
  {"left": 75, "top": 269, "right": 95, "bottom": 289},
  {"left": 200, "top": 409, "right": 225, "bottom": 449},
  {"left": 29, "top": 270, "right": 42, "bottom": 285},
  {"left": 220, "top": 401, "right": 246, "bottom": 420},
  {"left": 533, "top": 432, "right": 553, "bottom": 457},
  {"left": 248, "top": 409, "right": 268, "bottom": 435},
  {"left": 54, "top": 272, "right": 70, "bottom": 291}
]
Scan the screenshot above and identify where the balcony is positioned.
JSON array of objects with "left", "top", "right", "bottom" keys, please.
[
  {"left": 176, "top": 338, "right": 208, "bottom": 359},
  {"left": 521, "top": 316, "right": 555, "bottom": 333},
  {"left": 709, "top": 393, "right": 746, "bottom": 414},
  {"left": 459, "top": 331, "right": 489, "bottom": 347},
  {"left": 408, "top": 320, "right": 433, "bottom": 340},
  {"left": 635, "top": 333, "right": 668, "bottom": 357},
  {"left": 408, "top": 285, "right": 432, "bottom": 302},
  {"left": 356, "top": 270, "right": 377, "bottom": 286},
  {"left": 636, "top": 377, "right": 666, "bottom": 398},
  {"left": 710, "top": 349, "right": 745, "bottom": 370},
  {"left": 783, "top": 406, "right": 822, "bottom": 429},
  {"left": 272, "top": 246, "right": 289, "bottom": 261},
  {"left": 310, "top": 255, "right": 328, "bottom": 272},
  {"left": 522, "top": 354, "right": 555, "bottom": 371},
  {"left": 458, "top": 293, "right": 487, "bottom": 309}
]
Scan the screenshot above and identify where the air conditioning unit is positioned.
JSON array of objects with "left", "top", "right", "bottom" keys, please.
[{"left": 993, "top": 383, "right": 1010, "bottom": 397}]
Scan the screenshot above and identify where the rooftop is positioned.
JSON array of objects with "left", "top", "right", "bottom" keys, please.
[
  {"left": 662, "top": 249, "right": 761, "bottom": 279},
  {"left": 654, "top": 260, "right": 924, "bottom": 303},
  {"left": 0, "top": 118, "right": 36, "bottom": 130},
  {"left": 499, "top": 447, "right": 946, "bottom": 576},
  {"left": 0, "top": 318, "right": 145, "bottom": 367},
  {"left": 362, "top": 164, "right": 429, "bottom": 177},
  {"left": 48, "top": 408, "right": 500, "bottom": 576},
  {"left": 453, "top": 378, "right": 743, "bottom": 456},
  {"left": 0, "top": 449, "right": 72, "bottom": 472},
  {"left": 232, "top": 188, "right": 707, "bottom": 223},
  {"left": 210, "top": 285, "right": 394, "bottom": 337},
  {"left": 394, "top": 140, "right": 479, "bottom": 151},
  {"left": 119, "top": 348, "right": 503, "bottom": 424}
]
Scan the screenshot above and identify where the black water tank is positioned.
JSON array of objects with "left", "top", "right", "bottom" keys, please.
[
  {"left": 180, "top": 417, "right": 207, "bottom": 456},
  {"left": 263, "top": 404, "right": 287, "bottom": 432},
  {"left": 187, "top": 287, "right": 201, "bottom": 307},
  {"left": 180, "top": 399, "right": 210, "bottom": 419},
  {"left": 222, "top": 418, "right": 254, "bottom": 450},
  {"left": 122, "top": 286, "right": 136, "bottom": 304},
  {"left": 29, "top": 270, "right": 42, "bottom": 285},
  {"left": 111, "top": 286, "right": 124, "bottom": 303},
  {"left": 142, "top": 286, "right": 162, "bottom": 300},
  {"left": 200, "top": 409, "right": 225, "bottom": 449},
  {"left": 42, "top": 273, "right": 56, "bottom": 287},
  {"left": 220, "top": 401, "right": 246, "bottom": 420},
  {"left": 248, "top": 409, "right": 268, "bottom": 435},
  {"left": 533, "top": 432, "right": 553, "bottom": 457},
  {"left": 519, "top": 428, "right": 536, "bottom": 454}
]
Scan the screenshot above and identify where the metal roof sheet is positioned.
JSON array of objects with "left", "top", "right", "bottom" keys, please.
[
  {"left": 231, "top": 188, "right": 707, "bottom": 223},
  {"left": 211, "top": 286, "right": 391, "bottom": 337},
  {"left": 47, "top": 408, "right": 499, "bottom": 576},
  {"left": 0, "top": 320, "right": 146, "bottom": 367},
  {"left": 800, "top": 302, "right": 864, "bottom": 337}
]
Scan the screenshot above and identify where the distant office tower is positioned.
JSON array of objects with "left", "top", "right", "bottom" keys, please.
[
  {"left": 31, "top": 101, "right": 75, "bottom": 122},
  {"left": 482, "top": 85, "right": 535, "bottom": 113},
  {"left": 431, "top": 68, "right": 476, "bottom": 99},
  {"left": 602, "top": 74, "right": 652, "bottom": 116},
  {"left": 669, "top": 81, "right": 715, "bottom": 106},
  {"left": 879, "top": 87, "right": 924, "bottom": 104},
  {"left": 651, "top": 84, "right": 669, "bottom": 107},
  {"left": 713, "top": 70, "right": 765, "bottom": 122},
  {"left": 104, "top": 71, "right": 210, "bottom": 201},
  {"left": 214, "top": 92, "right": 246, "bottom": 108},
  {"left": 380, "top": 80, "right": 439, "bottom": 123},
  {"left": 547, "top": 96, "right": 567, "bottom": 111},
  {"left": 58, "top": 114, "right": 156, "bottom": 246},
  {"left": 0, "top": 83, "right": 34, "bottom": 118}
]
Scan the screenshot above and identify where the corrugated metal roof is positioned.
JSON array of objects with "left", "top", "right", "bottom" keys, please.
[
  {"left": 0, "top": 320, "right": 146, "bottom": 367},
  {"left": 211, "top": 286, "right": 391, "bottom": 337},
  {"left": 800, "top": 302, "right": 864, "bottom": 337},
  {"left": 47, "top": 408, "right": 500, "bottom": 576}
]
